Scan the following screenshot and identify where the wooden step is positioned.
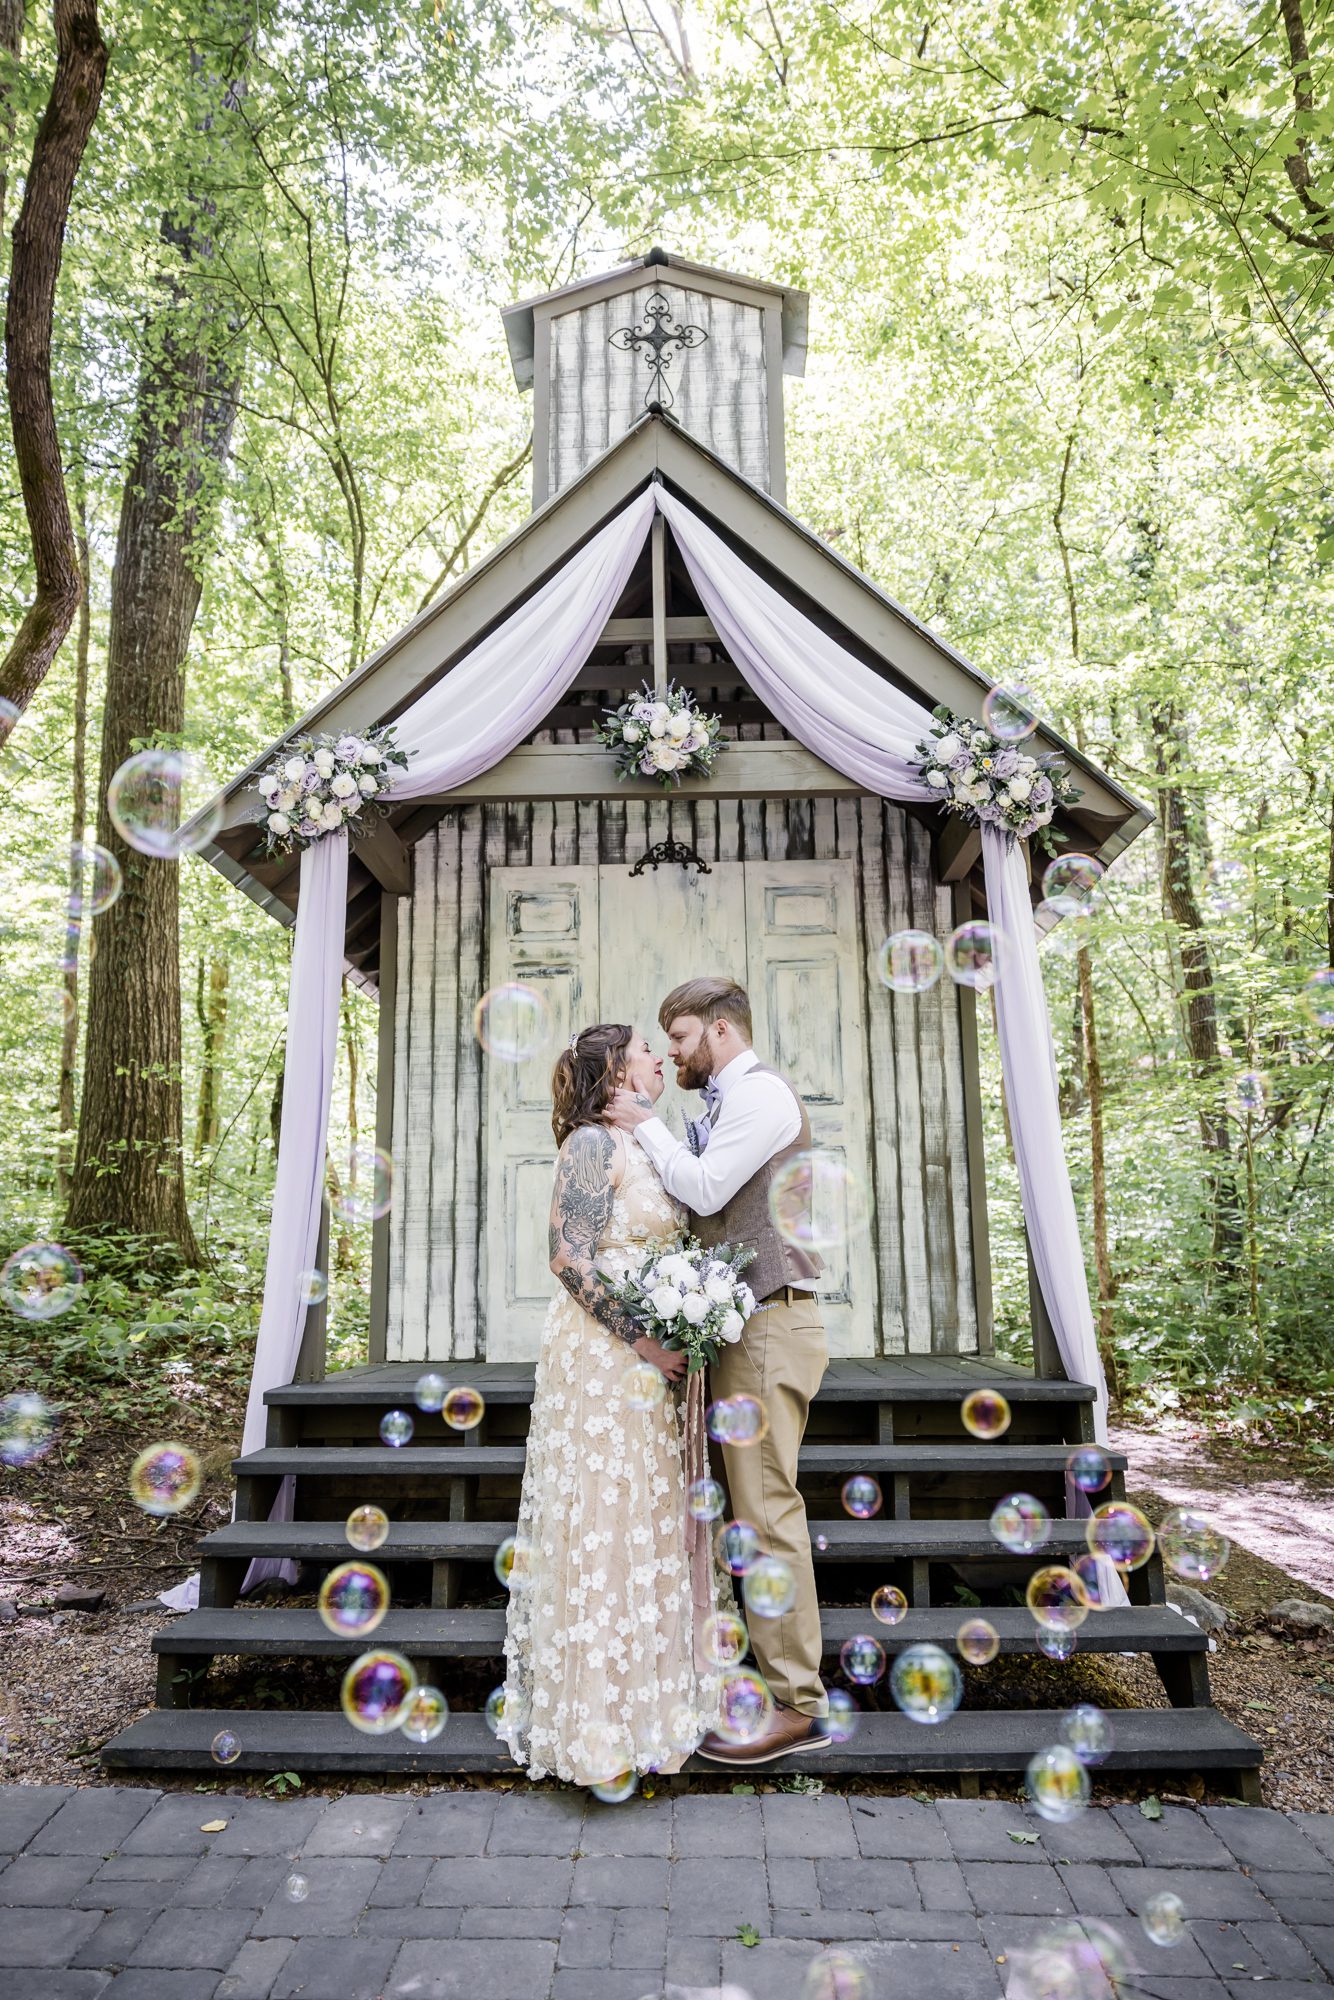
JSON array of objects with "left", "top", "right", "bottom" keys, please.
[
  {"left": 101, "top": 1703, "right": 1261, "bottom": 1780},
  {"left": 232, "top": 1442, "right": 1127, "bottom": 1481}
]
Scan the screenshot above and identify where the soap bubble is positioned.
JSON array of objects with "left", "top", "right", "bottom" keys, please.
[
  {"left": 591, "top": 1769, "right": 638, "bottom": 1804},
  {"left": 876, "top": 929, "right": 943, "bottom": 994},
  {"left": 65, "top": 840, "right": 123, "bottom": 917},
  {"left": 982, "top": 684, "right": 1039, "bottom": 741},
  {"left": 474, "top": 982, "right": 550, "bottom": 1062},
  {"left": 107, "top": 748, "right": 221, "bottom": 858},
  {"left": 493, "top": 1534, "right": 532, "bottom": 1591},
  {"left": 442, "top": 1385, "right": 484, "bottom": 1431},
  {"left": 702, "top": 1610, "right": 750, "bottom": 1667},
  {"left": 1070, "top": 1551, "right": 1112, "bottom": 1609},
  {"left": 1, "top": 1241, "right": 84, "bottom": 1320},
  {"left": 706, "top": 1393, "right": 768, "bottom": 1447},
  {"left": 714, "top": 1519, "right": 763, "bottom": 1577},
  {"left": 1026, "top": 1742, "right": 1091, "bottom": 1821},
  {"left": 1086, "top": 1501, "right": 1155, "bottom": 1570},
  {"left": 1302, "top": 966, "right": 1334, "bottom": 1027},
  {"left": 345, "top": 1505, "right": 389, "bottom": 1553},
  {"left": 1066, "top": 1446, "right": 1111, "bottom": 1494},
  {"left": 769, "top": 1148, "right": 866, "bottom": 1252},
  {"left": 687, "top": 1477, "right": 726, "bottom": 1521},
  {"left": 744, "top": 1554, "right": 796, "bottom": 1619},
  {"left": 841, "top": 1474, "right": 882, "bottom": 1519},
  {"left": 129, "top": 1442, "right": 201, "bottom": 1516},
  {"left": 1141, "top": 1890, "right": 1187, "bottom": 1946},
  {"left": 0, "top": 1392, "right": 57, "bottom": 1467},
  {"left": 1060, "top": 1703, "right": 1113, "bottom": 1766},
  {"left": 1232, "top": 1069, "right": 1267, "bottom": 1115},
  {"left": 715, "top": 1668, "right": 774, "bottom": 1744},
  {"left": 399, "top": 1685, "right": 449, "bottom": 1744},
  {"left": 1037, "top": 1626, "right": 1076, "bottom": 1661},
  {"left": 331, "top": 1144, "right": 394, "bottom": 1225},
  {"left": 1026, "top": 1565, "right": 1091, "bottom": 1633},
  {"left": 945, "top": 921, "right": 1005, "bottom": 990},
  {"left": 890, "top": 1642, "right": 962, "bottom": 1723},
  {"left": 622, "top": 1358, "right": 666, "bottom": 1411},
  {"left": 483, "top": 1686, "right": 508, "bottom": 1736},
  {"left": 284, "top": 1872, "right": 309, "bottom": 1903},
  {"left": 957, "top": 1617, "right": 1000, "bottom": 1664},
  {"left": 871, "top": 1584, "right": 908, "bottom": 1626},
  {"left": 1021, "top": 1919, "right": 1133, "bottom": 2000},
  {"left": 341, "top": 1649, "right": 416, "bottom": 1733},
  {"left": 990, "top": 1492, "right": 1049, "bottom": 1554},
  {"left": 1203, "top": 857, "right": 1250, "bottom": 915},
  {"left": 825, "top": 1688, "right": 860, "bottom": 1742},
  {"left": 962, "top": 1388, "right": 1011, "bottom": 1439},
  {"left": 1042, "top": 853, "right": 1105, "bottom": 917},
  {"left": 802, "top": 1948, "right": 870, "bottom": 2000},
  {"left": 379, "top": 1408, "right": 414, "bottom": 1447},
  {"left": 318, "top": 1561, "right": 390, "bottom": 1637},
  {"left": 0, "top": 695, "right": 21, "bottom": 754},
  {"left": 414, "top": 1371, "right": 447, "bottom": 1412},
  {"left": 210, "top": 1729, "right": 241, "bottom": 1766},
  {"left": 839, "top": 1633, "right": 886, "bottom": 1685},
  {"left": 814, "top": 1533, "right": 829, "bottom": 1552},
  {"left": 1158, "top": 1507, "right": 1230, "bottom": 1583},
  {"left": 668, "top": 1703, "right": 705, "bottom": 1755},
  {"left": 297, "top": 1267, "right": 327, "bottom": 1306}
]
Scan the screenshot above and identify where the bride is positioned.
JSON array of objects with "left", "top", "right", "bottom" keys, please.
[{"left": 499, "top": 1021, "right": 722, "bottom": 1786}]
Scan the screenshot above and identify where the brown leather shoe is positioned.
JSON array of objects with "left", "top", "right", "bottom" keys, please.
[{"left": 696, "top": 1702, "right": 831, "bottom": 1767}]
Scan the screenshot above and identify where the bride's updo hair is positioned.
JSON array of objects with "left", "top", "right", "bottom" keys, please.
[{"left": 551, "top": 1023, "right": 634, "bottom": 1147}]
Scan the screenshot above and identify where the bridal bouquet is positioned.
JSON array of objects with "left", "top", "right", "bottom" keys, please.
[
  {"left": 914, "top": 704, "right": 1080, "bottom": 853},
  {"left": 595, "top": 683, "right": 725, "bottom": 790},
  {"left": 607, "top": 1236, "right": 756, "bottom": 1374},
  {"left": 252, "top": 723, "right": 407, "bottom": 857}
]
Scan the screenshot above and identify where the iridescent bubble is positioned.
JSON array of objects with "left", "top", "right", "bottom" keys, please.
[
  {"left": 715, "top": 1668, "right": 774, "bottom": 1744},
  {"left": 945, "top": 921, "right": 1005, "bottom": 991},
  {"left": 839, "top": 1633, "right": 886, "bottom": 1685},
  {"left": 686, "top": 1477, "right": 726, "bottom": 1521},
  {"left": 1066, "top": 1446, "right": 1112, "bottom": 1494},
  {"left": 814, "top": 1533, "right": 829, "bottom": 1553},
  {"left": 107, "top": 747, "right": 221, "bottom": 859},
  {"left": 210, "top": 1728, "right": 241, "bottom": 1766},
  {"left": 890, "top": 1642, "right": 963, "bottom": 1723},
  {"left": 493, "top": 1534, "right": 532, "bottom": 1591},
  {"left": 1026, "top": 1565, "right": 1091, "bottom": 1633},
  {"left": 1026, "top": 1742, "right": 1091, "bottom": 1822},
  {"left": 841, "top": 1474, "right": 882, "bottom": 1519},
  {"left": 65, "top": 841, "right": 123, "bottom": 918},
  {"left": 284, "top": 1872, "right": 309, "bottom": 1903},
  {"left": 591, "top": 1769, "right": 638, "bottom": 1804},
  {"left": 744, "top": 1554, "right": 796, "bottom": 1620},
  {"left": 345, "top": 1504, "right": 389, "bottom": 1553},
  {"left": 1203, "top": 857, "right": 1250, "bottom": 915},
  {"left": 1141, "top": 1890, "right": 1187, "bottom": 1946},
  {"left": 714, "top": 1520, "right": 762, "bottom": 1577},
  {"left": 702, "top": 1610, "right": 750, "bottom": 1668},
  {"left": 1042, "top": 853, "right": 1105, "bottom": 917},
  {"left": 379, "top": 1408, "right": 414, "bottom": 1447},
  {"left": 768, "top": 1148, "right": 866, "bottom": 1252},
  {"left": 1060, "top": 1703, "right": 1113, "bottom": 1766},
  {"left": 414, "top": 1371, "right": 447, "bottom": 1413},
  {"left": 982, "top": 683, "right": 1039, "bottom": 741},
  {"left": 1302, "top": 967, "right": 1334, "bottom": 1028},
  {"left": 962, "top": 1388, "right": 1011, "bottom": 1440},
  {"left": 957, "top": 1616, "right": 1000, "bottom": 1665},
  {"left": 297, "top": 1267, "right": 328, "bottom": 1306},
  {"left": 331, "top": 1144, "right": 394, "bottom": 1225},
  {"left": 1025, "top": 1918, "right": 1133, "bottom": 2000},
  {"left": 876, "top": 929, "right": 943, "bottom": 994},
  {"left": 1232, "top": 1069, "right": 1267, "bottom": 1115},
  {"left": 802, "top": 1948, "right": 870, "bottom": 2000},
  {"left": 474, "top": 982, "right": 550, "bottom": 1062},
  {"left": 341, "top": 1649, "right": 416, "bottom": 1734},
  {"left": 318, "top": 1561, "right": 390, "bottom": 1637},
  {"left": 1037, "top": 1626, "right": 1076, "bottom": 1661},
  {"left": 668, "top": 1703, "right": 705, "bottom": 1755},
  {"left": 1071, "top": 1551, "right": 1112, "bottom": 1610},
  {"left": 0, "top": 695, "right": 21, "bottom": 753},
  {"left": 399, "top": 1685, "right": 449, "bottom": 1744},
  {"left": 442, "top": 1386, "right": 485, "bottom": 1431},
  {"left": 0, "top": 1241, "right": 84, "bottom": 1320},
  {"left": 871, "top": 1584, "right": 908, "bottom": 1626},
  {"left": 1158, "top": 1506, "right": 1230, "bottom": 1583},
  {"left": 826, "top": 1688, "right": 860, "bottom": 1743},
  {"left": 622, "top": 1358, "right": 666, "bottom": 1411},
  {"left": 129, "top": 1441, "right": 201, "bottom": 1516},
  {"left": 706, "top": 1393, "right": 768, "bottom": 1447},
  {"left": 1040, "top": 899, "right": 1095, "bottom": 960},
  {"left": 1086, "top": 1501, "right": 1155, "bottom": 1571},
  {"left": 483, "top": 1686, "right": 508, "bottom": 1736},
  {"left": 990, "top": 1492, "right": 1049, "bottom": 1554},
  {"left": 0, "top": 1392, "right": 57, "bottom": 1467}
]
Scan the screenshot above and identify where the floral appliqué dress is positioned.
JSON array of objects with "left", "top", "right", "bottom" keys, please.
[{"left": 500, "top": 1131, "right": 722, "bottom": 1785}]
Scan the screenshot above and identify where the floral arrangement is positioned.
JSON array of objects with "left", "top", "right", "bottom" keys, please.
[
  {"left": 914, "top": 704, "right": 1081, "bottom": 851},
  {"left": 606, "top": 1236, "right": 756, "bottom": 1375},
  {"left": 252, "top": 724, "right": 408, "bottom": 856},
  {"left": 595, "top": 682, "right": 725, "bottom": 790}
]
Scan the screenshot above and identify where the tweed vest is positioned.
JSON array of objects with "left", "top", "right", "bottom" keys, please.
[{"left": 695, "top": 1062, "right": 823, "bottom": 1301}]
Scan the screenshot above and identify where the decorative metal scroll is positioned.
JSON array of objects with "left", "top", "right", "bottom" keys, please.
[
  {"left": 629, "top": 836, "right": 712, "bottom": 877},
  {"left": 608, "top": 291, "right": 708, "bottom": 410}
]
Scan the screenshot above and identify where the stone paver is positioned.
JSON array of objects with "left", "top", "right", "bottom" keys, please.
[{"left": 0, "top": 1785, "right": 1326, "bottom": 1996}]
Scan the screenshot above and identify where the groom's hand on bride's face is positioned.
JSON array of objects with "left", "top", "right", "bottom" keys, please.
[{"left": 605, "top": 1087, "right": 655, "bottom": 1132}]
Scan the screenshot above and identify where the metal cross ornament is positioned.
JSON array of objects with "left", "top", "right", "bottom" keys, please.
[{"left": 608, "top": 291, "right": 707, "bottom": 410}]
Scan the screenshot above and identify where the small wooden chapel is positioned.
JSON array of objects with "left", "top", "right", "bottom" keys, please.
[{"left": 105, "top": 251, "right": 1261, "bottom": 1791}]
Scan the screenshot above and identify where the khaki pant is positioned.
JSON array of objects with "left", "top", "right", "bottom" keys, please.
[{"left": 711, "top": 1296, "right": 828, "bottom": 1718}]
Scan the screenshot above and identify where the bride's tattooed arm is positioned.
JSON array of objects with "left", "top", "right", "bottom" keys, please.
[{"left": 548, "top": 1125, "right": 640, "bottom": 1346}]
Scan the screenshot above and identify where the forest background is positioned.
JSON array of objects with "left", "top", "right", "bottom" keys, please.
[{"left": 1, "top": 0, "right": 1331, "bottom": 1457}]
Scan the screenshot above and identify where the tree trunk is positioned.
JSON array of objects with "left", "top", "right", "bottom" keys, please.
[
  {"left": 0, "top": 0, "right": 27, "bottom": 242},
  {"left": 56, "top": 498, "right": 90, "bottom": 1193},
  {"left": 0, "top": 0, "right": 106, "bottom": 715},
  {"left": 193, "top": 953, "right": 229, "bottom": 1159}
]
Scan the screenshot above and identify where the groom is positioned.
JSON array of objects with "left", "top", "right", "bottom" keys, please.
[{"left": 607, "top": 974, "right": 830, "bottom": 1763}]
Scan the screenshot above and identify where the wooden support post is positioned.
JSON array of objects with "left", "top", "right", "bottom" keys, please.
[
  {"left": 911, "top": 1557, "right": 931, "bottom": 1607},
  {"left": 1151, "top": 1649, "right": 1212, "bottom": 1709},
  {"left": 295, "top": 1199, "right": 330, "bottom": 1384},
  {"left": 892, "top": 1475, "right": 911, "bottom": 1521},
  {"left": 430, "top": 1561, "right": 460, "bottom": 1609},
  {"left": 1026, "top": 1236, "right": 1066, "bottom": 1384},
  {"left": 651, "top": 513, "right": 668, "bottom": 698}
]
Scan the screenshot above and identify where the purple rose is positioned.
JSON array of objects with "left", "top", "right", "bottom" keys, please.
[
  {"left": 992, "top": 749, "right": 1020, "bottom": 780},
  {"left": 639, "top": 755, "right": 656, "bottom": 776},
  {"left": 1030, "top": 774, "right": 1053, "bottom": 805},
  {"left": 633, "top": 702, "right": 654, "bottom": 723},
  {"left": 335, "top": 734, "right": 362, "bottom": 763},
  {"left": 949, "top": 750, "right": 974, "bottom": 774},
  {"left": 302, "top": 768, "right": 322, "bottom": 793},
  {"left": 977, "top": 801, "right": 1005, "bottom": 825},
  {"left": 298, "top": 816, "right": 320, "bottom": 838}
]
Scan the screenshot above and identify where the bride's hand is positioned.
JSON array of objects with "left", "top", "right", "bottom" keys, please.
[{"left": 633, "top": 1334, "right": 687, "bottom": 1384}]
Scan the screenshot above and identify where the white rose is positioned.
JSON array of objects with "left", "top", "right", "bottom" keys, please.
[
  {"left": 283, "top": 755, "right": 306, "bottom": 782},
  {"left": 935, "top": 732, "right": 963, "bottom": 762},
  {"left": 680, "top": 1291, "right": 710, "bottom": 1325},
  {"left": 971, "top": 730, "right": 989, "bottom": 750},
  {"left": 926, "top": 769, "right": 948, "bottom": 789},
  {"left": 703, "top": 1274, "right": 733, "bottom": 1306},
  {"left": 651, "top": 701, "right": 670, "bottom": 723},
  {"left": 278, "top": 788, "right": 298, "bottom": 812},
  {"left": 667, "top": 710, "right": 692, "bottom": 740},
  {"left": 623, "top": 723, "right": 643, "bottom": 743},
  {"left": 649, "top": 1284, "right": 683, "bottom": 1320},
  {"left": 357, "top": 772, "right": 378, "bottom": 794},
  {"left": 1033, "top": 806, "right": 1054, "bottom": 825},
  {"left": 267, "top": 811, "right": 292, "bottom": 835},
  {"left": 343, "top": 794, "right": 362, "bottom": 815},
  {"left": 736, "top": 1284, "right": 755, "bottom": 1316},
  {"left": 659, "top": 1254, "right": 697, "bottom": 1288},
  {"left": 648, "top": 715, "right": 668, "bottom": 738},
  {"left": 320, "top": 800, "right": 343, "bottom": 829},
  {"left": 358, "top": 743, "right": 383, "bottom": 765},
  {"left": 1007, "top": 776, "right": 1032, "bottom": 802},
  {"left": 651, "top": 742, "right": 679, "bottom": 770},
  {"left": 330, "top": 771, "right": 357, "bottom": 798},
  {"left": 313, "top": 748, "right": 336, "bottom": 777},
  {"left": 957, "top": 765, "right": 978, "bottom": 786},
  {"left": 719, "top": 1310, "right": 744, "bottom": 1342}
]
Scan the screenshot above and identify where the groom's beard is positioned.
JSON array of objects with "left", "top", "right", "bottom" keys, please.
[{"left": 675, "top": 1041, "right": 716, "bottom": 1092}]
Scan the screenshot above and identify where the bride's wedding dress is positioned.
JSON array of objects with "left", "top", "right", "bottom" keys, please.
[{"left": 500, "top": 1135, "right": 721, "bottom": 1785}]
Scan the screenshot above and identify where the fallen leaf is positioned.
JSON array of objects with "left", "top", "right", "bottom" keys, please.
[
  {"left": 1139, "top": 1796, "right": 1163, "bottom": 1821},
  {"left": 735, "top": 1923, "right": 761, "bottom": 1948},
  {"left": 1007, "top": 1829, "right": 1040, "bottom": 1845},
  {"left": 731, "top": 1783, "right": 755, "bottom": 1797},
  {"left": 1244, "top": 1701, "right": 1276, "bottom": 1712},
  {"left": 199, "top": 1819, "right": 228, "bottom": 1833}
]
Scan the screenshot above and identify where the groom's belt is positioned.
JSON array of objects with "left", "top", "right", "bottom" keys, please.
[{"left": 754, "top": 1285, "right": 819, "bottom": 1309}]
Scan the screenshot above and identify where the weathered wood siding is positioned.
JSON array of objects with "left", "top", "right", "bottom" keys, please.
[
  {"left": 548, "top": 285, "right": 769, "bottom": 496},
  {"left": 385, "top": 796, "right": 984, "bottom": 1362}
]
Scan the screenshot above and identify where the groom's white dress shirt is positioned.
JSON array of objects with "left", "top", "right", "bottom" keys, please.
[{"left": 633, "top": 1047, "right": 803, "bottom": 1219}]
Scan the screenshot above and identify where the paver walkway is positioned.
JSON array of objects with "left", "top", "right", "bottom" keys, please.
[{"left": 0, "top": 1784, "right": 1331, "bottom": 1998}]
